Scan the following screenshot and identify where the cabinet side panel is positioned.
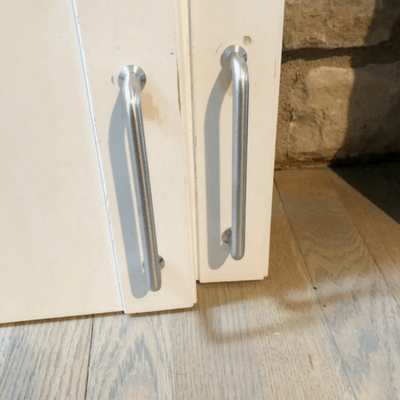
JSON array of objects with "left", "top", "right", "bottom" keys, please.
[{"left": 0, "top": 0, "right": 122, "bottom": 323}]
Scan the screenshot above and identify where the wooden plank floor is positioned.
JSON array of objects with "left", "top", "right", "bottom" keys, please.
[{"left": 2, "top": 163, "right": 400, "bottom": 399}]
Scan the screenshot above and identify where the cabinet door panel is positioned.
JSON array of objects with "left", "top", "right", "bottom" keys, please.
[
  {"left": 74, "top": 0, "right": 197, "bottom": 313},
  {"left": 0, "top": 0, "right": 122, "bottom": 324},
  {"left": 190, "top": 0, "right": 285, "bottom": 282}
]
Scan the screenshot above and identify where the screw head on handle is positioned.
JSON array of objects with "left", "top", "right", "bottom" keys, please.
[
  {"left": 222, "top": 228, "right": 232, "bottom": 247},
  {"left": 220, "top": 45, "right": 247, "bottom": 69},
  {"left": 118, "top": 65, "right": 146, "bottom": 90}
]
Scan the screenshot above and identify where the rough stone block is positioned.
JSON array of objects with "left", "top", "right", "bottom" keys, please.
[
  {"left": 287, "top": 62, "right": 400, "bottom": 162},
  {"left": 283, "top": 0, "right": 400, "bottom": 50}
]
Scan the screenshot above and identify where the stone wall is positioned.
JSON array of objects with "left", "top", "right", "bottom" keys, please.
[{"left": 276, "top": 0, "right": 400, "bottom": 168}]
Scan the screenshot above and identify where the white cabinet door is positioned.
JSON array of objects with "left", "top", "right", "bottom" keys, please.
[
  {"left": 0, "top": 0, "right": 122, "bottom": 324},
  {"left": 0, "top": 0, "right": 197, "bottom": 324},
  {"left": 0, "top": 0, "right": 284, "bottom": 324},
  {"left": 189, "top": 0, "right": 285, "bottom": 282},
  {"left": 73, "top": 0, "right": 197, "bottom": 313}
]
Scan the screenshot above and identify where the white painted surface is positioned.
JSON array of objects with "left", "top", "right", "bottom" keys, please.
[
  {"left": 75, "top": 0, "right": 197, "bottom": 313},
  {"left": 190, "top": 0, "right": 285, "bottom": 282},
  {"left": 176, "top": 0, "right": 199, "bottom": 282},
  {"left": 0, "top": 0, "right": 122, "bottom": 324}
]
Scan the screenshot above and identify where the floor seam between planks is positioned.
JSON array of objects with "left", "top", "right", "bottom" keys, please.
[{"left": 84, "top": 316, "right": 95, "bottom": 400}]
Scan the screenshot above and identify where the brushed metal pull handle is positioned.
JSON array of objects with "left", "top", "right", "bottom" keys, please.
[
  {"left": 119, "top": 65, "right": 164, "bottom": 292},
  {"left": 220, "top": 46, "right": 249, "bottom": 261}
]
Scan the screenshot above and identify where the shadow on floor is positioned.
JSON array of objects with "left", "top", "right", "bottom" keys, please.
[{"left": 331, "top": 162, "right": 400, "bottom": 225}]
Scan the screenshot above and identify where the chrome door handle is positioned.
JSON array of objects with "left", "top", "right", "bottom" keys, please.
[
  {"left": 220, "top": 46, "right": 249, "bottom": 261},
  {"left": 119, "top": 65, "right": 164, "bottom": 291}
]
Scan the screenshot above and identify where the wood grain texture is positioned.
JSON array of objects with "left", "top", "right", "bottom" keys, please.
[
  {"left": 6, "top": 166, "right": 400, "bottom": 400},
  {"left": 276, "top": 168, "right": 400, "bottom": 400},
  {"left": 85, "top": 312, "right": 175, "bottom": 400},
  {"left": 171, "top": 186, "right": 355, "bottom": 400},
  {"left": 330, "top": 163, "right": 400, "bottom": 304},
  {"left": 0, "top": 316, "right": 92, "bottom": 400}
]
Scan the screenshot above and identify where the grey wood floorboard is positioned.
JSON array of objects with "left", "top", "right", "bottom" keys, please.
[
  {"left": 85, "top": 312, "right": 175, "bottom": 400},
  {"left": 170, "top": 186, "right": 355, "bottom": 400},
  {"left": 276, "top": 168, "right": 400, "bottom": 400},
  {"left": 4, "top": 166, "right": 400, "bottom": 400},
  {"left": 0, "top": 316, "right": 92, "bottom": 400}
]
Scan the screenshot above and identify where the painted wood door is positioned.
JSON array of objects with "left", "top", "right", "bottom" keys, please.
[
  {"left": 73, "top": 0, "right": 197, "bottom": 313},
  {"left": 0, "top": 0, "right": 285, "bottom": 324},
  {"left": 0, "top": 0, "right": 122, "bottom": 324},
  {"left": 189, "top": 0, "right": 285, "bottom": 282},
  {"left": 0, "top": 0, "right": 197, "bottom": 324}
]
